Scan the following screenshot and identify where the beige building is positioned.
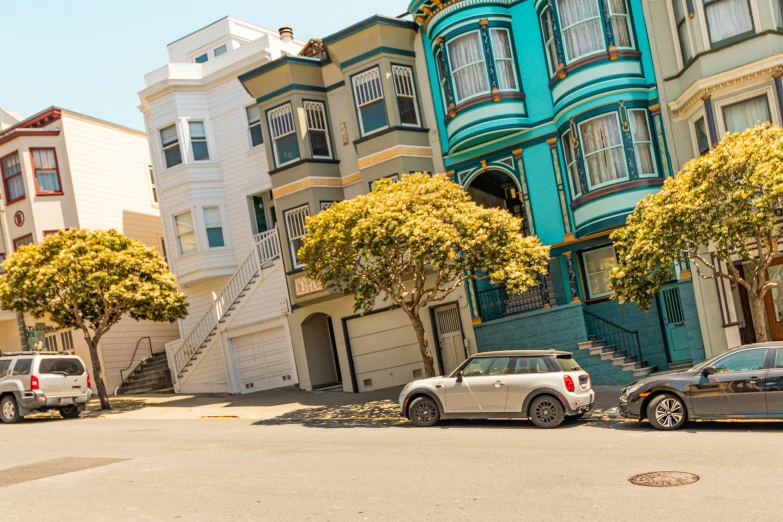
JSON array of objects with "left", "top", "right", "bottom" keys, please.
[
  {"left": 642, "top": 0, "right": 783, "bottom": 355},
  {"left": 0, "top": 107, "right": 179, "bottom": 393}
]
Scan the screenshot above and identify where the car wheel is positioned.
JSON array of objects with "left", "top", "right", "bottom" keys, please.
[
  {"left": 408, "top": 396, "right": 440, "bottom": 427},
  {"left": 647, "top": 393, "right": 687, "bottom": 430},
  {"left": 530, "top": 395, "right": 565, "bottom": 429},
  {"left": 59, "top": 405, "right": 81, "bottom": 419},
  {"left": 0, "top": 395, "right": 23, "bottom": 424}
]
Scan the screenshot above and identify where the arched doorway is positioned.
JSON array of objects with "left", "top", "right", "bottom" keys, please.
[
  {"left": 466, "top": 169, "right": 529, "bottom": 235},
  {"left": 302, "top": 313, "right": 341, "bottom": 388}
]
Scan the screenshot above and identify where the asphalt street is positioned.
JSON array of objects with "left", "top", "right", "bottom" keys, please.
[{"left": 1, "top": 413, "right": 781, "bottom": 522}]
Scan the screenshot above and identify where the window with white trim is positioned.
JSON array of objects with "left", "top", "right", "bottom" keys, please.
[
  {"left": 246, "top": 106, "right": 263, "bottom": 147},
  {"left": 721, "top": 94, "right": 771, "bottom": 134},
  {"left": 562, "top": 130, "right": 581, "bottom": 199},
  {"left": 435, "top": 50, "right": 450, "bottom": 109},
  {"left": 608, "top": 0, "right": 634, "bottom": 48},
  {"left": 540, "top": 7, "right": 559, "bottom": 76},
  {"left": 583, "top": 246, "right": 617, "bottom": 298},
  {"left": 352, "top": 67, "right": 389, "bottom": 136},
  {"left": 214, "top": 44, "right": 227, "bottom": 57},
  {"left": 174, "top": 212, "right": 197, "bottom": 255},
  {"left": 284, "top": 205, "right": 310, "bottom": 269},
  {"left": 556, "top": 0, "right": 605, "bottom": 63},
  {"left": 203, "top": 207, "right": 225, "bottom": 248},
  {"left": 447, "top": 31, "right": 490, "bottom": 103},
  {"left": 148, "top": 164, "right": 157, "bottom": 205},
  {"left": 369, "top": 173, "right": 400, "bottom": 191},
  {"left": 776, "top": 0, "right": 783, "bottom": 28},
  {"left": 392, "top": 65, "right": 421, "bottom": 127},
  {"left": 320, "top": 201, "right": 336, "bottom": 211},
  {"left": 694, "top": 117, "right": 710, "bottom": 156},
  {"left": 195, "top": 54, "right": 208, "bottom": 63},
  {"left": 267, "top": 103, "right": 300, "bottom": 167},
  {"left": 189, "top": 121, "right": 209, "bottom": 161},
  {"left": 489, "top": 28, "right": 518, "bottom": 91},
  {"left": 629, "top": 110, "right": 656, "bottom": 177},
  {"left": 579, "top": 113, "right": 628, "bottom": 189},
  {"left": 672, "top": 0, "right": 692, "bottom": 64},
  {"left": 160, "top": 124, "right": 182, "bottom": 169},
  {"left": 1, "top": 152, "right": 25, "bottom": 202},
  {"left": 304, "top": 101, "right": 332, "bottom": 158},
  {"left": 703, "top": 0, "right": 754, "bottom": 46}
]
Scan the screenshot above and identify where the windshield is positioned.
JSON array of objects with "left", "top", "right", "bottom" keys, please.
[
  {"left": 38, "top": 358, "right": 85, "bottom": 376},
  {"left": 555, "top": 356, "right": 581, "bottom": 372}
]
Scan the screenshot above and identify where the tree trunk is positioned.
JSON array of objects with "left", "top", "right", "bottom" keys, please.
[
  {"left": 749, "top": 293, "right": 770, "bottom": 343},
  {"left": 86, "top": 338, "right": 111, "bottom": 410},
  {"left": 15, "top": 312, "right": 28, "bottom": 350},
  {"left": 409, "top": 312, "right": 437, "bottom": 378}
]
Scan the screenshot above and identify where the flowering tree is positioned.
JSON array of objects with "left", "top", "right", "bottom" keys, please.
[
  {"left": 299, "top": 173, "right": 550, "bottom": 377},
  {"left": 610, "top": 123, "right": 783, "bottom": 342},
  {"left": 0, "top": 229, "right": 188, "bottom": 409}
]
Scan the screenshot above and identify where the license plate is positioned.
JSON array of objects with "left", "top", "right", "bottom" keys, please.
[{"left": 60, "top": 398, "right": 73, "bottom": 406}]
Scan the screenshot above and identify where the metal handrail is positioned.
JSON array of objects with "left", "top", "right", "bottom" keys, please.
[
  {"left": 583, "top": 309, "right": 643, "bottom": 362},
  {"left": 119, "top": 336, "right": 153, "bottom": 385},
  {"left": 169, "top": 228, "right": 281, "bottom": 380}
]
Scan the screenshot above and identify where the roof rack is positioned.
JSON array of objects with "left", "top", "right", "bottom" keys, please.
[{"left": 0, "top": 351, "right": 73, "bottom": 357}]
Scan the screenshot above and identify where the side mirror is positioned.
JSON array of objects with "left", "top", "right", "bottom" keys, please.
[
  {"left": 702, "top": 366, "right": 716, "bottom": 377},
  {"left": 455, "top": 371, "right": 463, "bottom": 383}
]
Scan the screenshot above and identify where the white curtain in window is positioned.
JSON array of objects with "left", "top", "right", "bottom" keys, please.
[
  {"left": 609, "top": 0, "right": 633, "bottom": 48},
  {"left": 448, "top": 32, "right": 489, "bottom": 102},
  {"left": 584, "top": 247, "right": 617, "bottom": 297},
  {"left": 581, "top": 114, "right": 628, "bottom": 187},
  {"left": 704, "top": 0, "right": 753, "bottom": 44},
  {"left": 175, "top": 213, "right": 197, "bottom": 254},
  {"left": 490, "top": 29, "right": 517, "bottom": 90},
  {"left": 723, "top": 95, "right": 771, "bottom": 134},
  {"left": 32, "top": 149, "right": 60, "bottom": 192},
  {"left": 630, "top": 111, "right": 655, "bottom": 176},
  {"left": 557, "top": 0, "right": 605, "bottom": 61}
]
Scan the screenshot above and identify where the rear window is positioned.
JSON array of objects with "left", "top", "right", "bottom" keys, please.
[
  {"left": 38, "top": 358, "right": 85, "bottom": 376},
  {"left": 555, "top": 356, "right": 582, "bottom": 372}
]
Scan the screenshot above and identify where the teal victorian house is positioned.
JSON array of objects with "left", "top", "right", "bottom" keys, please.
[{"left": 407, "top": 0, "right": 706, "bottom": 382}]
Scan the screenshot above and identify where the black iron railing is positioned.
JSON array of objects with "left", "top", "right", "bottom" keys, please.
[
  {"left": 476, "top": 275, "right": 551, "bottom": 322},
  {"left": 583, "top": 309, "right": 642, "bottom": 362}
]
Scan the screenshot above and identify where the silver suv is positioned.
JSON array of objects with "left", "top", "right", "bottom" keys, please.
[
  {"left": 399, "top": 350, "right": 594, "bottom": 428},
  {"left": 0, "top": 352, "right": 92, "bottom": 423}
]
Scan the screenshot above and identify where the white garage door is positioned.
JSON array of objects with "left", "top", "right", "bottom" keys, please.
[
  {"left": 232, "top": 326, "right": 297, "bottom": 393},
  {"left": 346, "top": 309, "right": 424, "bottom": 392}
]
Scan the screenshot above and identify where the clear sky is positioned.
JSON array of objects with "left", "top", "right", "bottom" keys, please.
[{"left": 0, "top": 0, "right": 411, "bottom": 131}]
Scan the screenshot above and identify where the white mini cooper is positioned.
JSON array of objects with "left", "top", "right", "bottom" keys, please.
[{"left": 399, "top": 350, "right": 594, "bottom": 429}]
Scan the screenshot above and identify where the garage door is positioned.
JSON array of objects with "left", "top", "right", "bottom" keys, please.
[
  {"left": 232, "top": 326, "right": 297, "bottom": 393},
  {"left": 345, "top": 309, "right": 424, "bottom": 392}
]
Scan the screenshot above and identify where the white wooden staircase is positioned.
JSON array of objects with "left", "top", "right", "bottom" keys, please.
[{"left": 167, "top": 228, "right": 282, "bottom": 386}]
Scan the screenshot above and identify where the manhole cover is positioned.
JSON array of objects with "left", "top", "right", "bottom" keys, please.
[{"left": 629, "top": 471, "right": 699, "bottom": 487}]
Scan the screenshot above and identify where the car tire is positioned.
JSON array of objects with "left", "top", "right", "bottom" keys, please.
[
  {"left": 529, "top": 395, "right": 565, "bottom": 429},
  {"left": 647, "top": 393, "right": 687, "bottom": 430},
  {"left": 0, "top": 395, "right": 23, "bottom": 424},
  {"left": 408, "top": 396, "right": 440, "bottom": 427},
  {"left": 59, "top": 405, "right": 81, "bottom": 419}
]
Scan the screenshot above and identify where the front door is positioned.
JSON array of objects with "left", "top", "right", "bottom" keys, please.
[
  {"left": 764, "top": 348, "right": 783, "bottom": 414},
  {"left": 660, "top": 285, "right": 691, "bottom": 363},
  {"left": 252, "top": 195, "right": 268, "bottom": 235},
  {"left": 689, "top": 348, "right": 769, "bottom": 417},
  {"left": 443, "top": 356, "right": 509, "bottom": 413},
  {"left": 434, "top": 304, "right": 466, "bottom": 375},
  {"left": 764, "top": 258, "right": 783, "bottom": 341}
]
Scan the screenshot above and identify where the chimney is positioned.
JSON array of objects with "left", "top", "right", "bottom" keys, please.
[{"left": 279, "top": 27, "right": 294, "bottom": 43}]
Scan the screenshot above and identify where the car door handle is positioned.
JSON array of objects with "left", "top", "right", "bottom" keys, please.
[
  {"left": 435, "top": 384, "right": 442, "bottom": 388},
  {"left": 494, "top": 381, "right": 505, "bottom": 387}
]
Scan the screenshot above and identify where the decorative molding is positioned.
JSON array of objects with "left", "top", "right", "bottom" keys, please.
[
  {"left": 293, "top": 274, "right": 325, "bottom": 297},
  {"left": 357, "top": 145, "right": 433, "bottom": 170},
  {"left": 272, "top": 174, "right": 362, "bottom": 199}
]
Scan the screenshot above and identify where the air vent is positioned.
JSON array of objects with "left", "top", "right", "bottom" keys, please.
[
  {"left": 282, "top": 375, "right": 291, "bottom": 381},
  {"left": 412, "top": 369, "right": 423, "bottom": 378},
  {"left": 363, "top": 378, "right": 373, "bottom": 388},
  {"left": 245, "top": 382, "right": 255, "bottom": 389}
]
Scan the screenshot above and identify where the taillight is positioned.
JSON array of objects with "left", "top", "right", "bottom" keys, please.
[
  {"left": 87, "top": 374, "right": 91, "bottom": 389},
  {"left": 564, "top": 375, "right": 575, "bottom": 392},
  {"left": 587, "top": 373, "right": 592, "bottom": 388},
  {"left": 31, "top": 375, "right": 39, "bottom": 391}
]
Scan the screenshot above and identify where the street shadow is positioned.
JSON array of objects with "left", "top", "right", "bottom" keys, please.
[
  {"left": 25, "top": 398, "right": 150, "bottom": 421},
  {"left": 584, "top": 418, "right": 783, "bottom": 433}
]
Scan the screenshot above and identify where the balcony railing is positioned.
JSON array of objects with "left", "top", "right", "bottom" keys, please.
[{"left": 476, "top": 275, "right": 552, "bottom": 322}]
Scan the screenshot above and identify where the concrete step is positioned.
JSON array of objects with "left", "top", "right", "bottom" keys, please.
[
  {"left": 579, "top": 340, "right": 606, "bottom": 350},
  {"left": 123, "top": 387, "right": 175, "bottom": 396},
  {"left": 621, "top": 361, "right": 642, "bottom": 371},
  {"left": 610, "top": 355, "right": 635, "bottom": 366},
  {"left": 590, "top": 344, "right": 615, "bottom": 356},
  {"left": 598, "top": 348, "right": 621, "bottom": 360},
  {"left": 632, "top": 366, "right": 657, "bottom": 377},
  {"left": 126, "top": 372, "right": 169, "bottom": 387}
]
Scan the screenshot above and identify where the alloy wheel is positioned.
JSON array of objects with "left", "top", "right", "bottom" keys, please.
[
  {"left": 654, "top": 398, "right": 684, "bottom": 428},
  {"left": 2, "top": 400, "right": 15, "bottom": 420},
  {"left": 413, "top": 401, "right": 436, "bottom": 424},
  {"left": 535, "top": 399, "right": 558, "bottom": 424}
]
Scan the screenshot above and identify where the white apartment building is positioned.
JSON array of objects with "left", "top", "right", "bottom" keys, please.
[
  {"left": 0, "top": 107, "right": 179, "bottom": 393},
  {"left": 139, "top": 17, "right": 306, "bottom": 394}
]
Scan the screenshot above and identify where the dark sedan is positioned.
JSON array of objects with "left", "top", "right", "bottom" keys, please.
[{"left": 619, "top": 343, "right": 783, "bottom": 430}]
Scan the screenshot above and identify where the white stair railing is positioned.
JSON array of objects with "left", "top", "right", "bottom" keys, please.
[{"left": 169, "top": 227, "right": 282, "bottom": 380}]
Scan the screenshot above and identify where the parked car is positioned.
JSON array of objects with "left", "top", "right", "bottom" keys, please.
[
  {"left": 399, "top": 350, "right": 594, "bottom": 428},
  {"left": 0, "top": 351, "right": 92, "bottom": 423},
  {"left": 619, "top": 343, "right": 783, "bottom": 430}
]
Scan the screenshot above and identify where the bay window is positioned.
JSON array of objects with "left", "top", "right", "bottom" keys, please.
[
  {"left": 189, "top": 121, "right": 209, "bottom": 161},
  {"left": 703, "top": 0, "right": 754, "bottom": 46},
  {"left": 629, "top": 110, "right": 656, "bottom": 177},
  {"left": 160, "top": 124, "right": 182, "bottom": 169},
  {"left": 540, "top": 7, "right": 559, "bottom": 76},
  {"left": 694, "top": 117, "right": 710, "bottom": 156},
  {"left": 447, "top": 31, "right": 490, "bottom": 103},
  {"left": 30, "top": 148, "right": 62, "bottom": 194},
  {"left": 580, "top": 113, "right": 628, "bottom": 189},
  {"left": 352, "top": 67, "right": 389, "bottom": 136},
  {"left": 284, "top": 205, "right": 310, "bottom": 269},
  {"left": 562, "top": 130, "right": 582, "bottom": 198},
  {"left": 583, "top": 246, "right": 617, "bottom": 299},
  {"left": 722, "top": 95, "right": 771, "bottom": 134},
  {"left": 203, "top": 207, "right": 225, "bottom": 248},
  {"left": 0, "top": 151, "right": 25, "bottom": 202},
  {"left": 608, "top": 0, "right": 633, "bottom": 48},
  {"left": 392, "top": 65, "right": 421, "bottom": 127},
  {"left": 556, "top": 0, "right": 605, "bottom": 63},
  {"left": 174, "top": 212, "right": 197, "bottom": 255},
  {"left": 304, "top": 101, "right": 332, "bottom": 158},
  {"left": 672, "top": 0, "right": 692, "bottom": 64},
  {"left": 267, "top": 103, "right": 300, "bottom": 167},
  {"left": 246, "top": 105, "right": 263, "bottom": 148},
  {"left": 489, "top": 28, "right": 518, "bottom": 91},
  {"left": 435, "top": 50, "right": 450, "bottom": 109}
]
